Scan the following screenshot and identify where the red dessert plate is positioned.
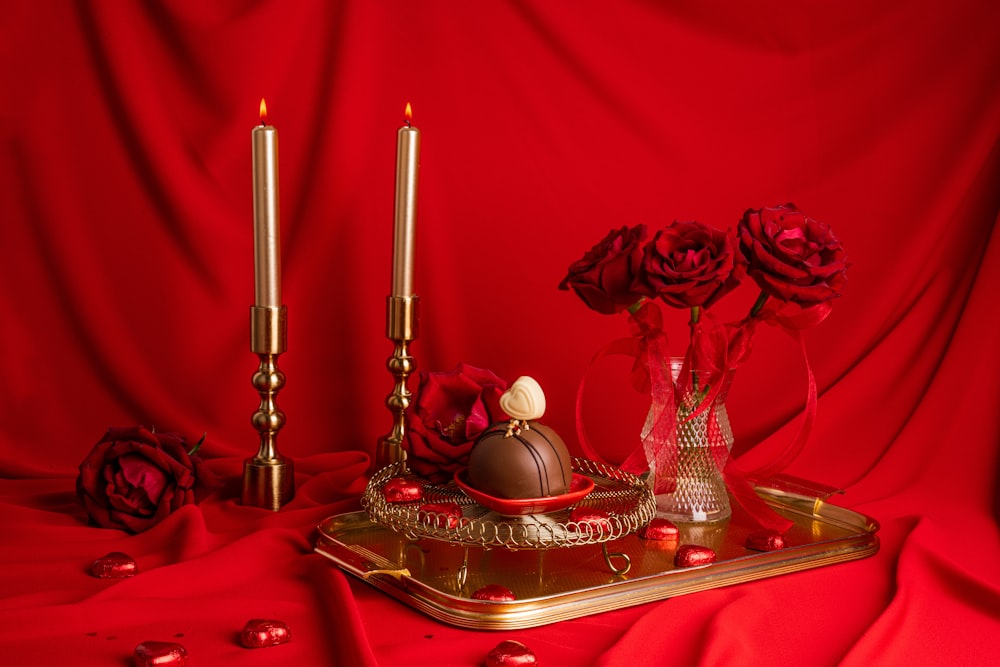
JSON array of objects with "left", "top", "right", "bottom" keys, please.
[{"left": 454, "top": 470, "right": 595, "bottom": 516}]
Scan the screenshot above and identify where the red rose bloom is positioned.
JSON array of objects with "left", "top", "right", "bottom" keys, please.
[
  {"left": 738, "top": 204, "right": 848, "bottom": 305},
  {"left": 634, "top": 220, "right": 743, "bottom": 309},
  {"left": 76, "top": 426, "right": 203, "bottom": 533},
  {"left": 405, "top": 363, "right": 508, "bottom": 482},
  {"left": 558, "top": 224, "right": 647, "bottom": 315}
]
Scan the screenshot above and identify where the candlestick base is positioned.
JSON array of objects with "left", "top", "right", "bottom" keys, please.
[
  {"left": 375, "top": 435, "right": 407, "bottom": 470},
  {"left": 242, "top": 456, "right": 295, "bottom": 511},
  {"left": 243, "top": 305, "right": 294, "bottom": 510},
  {"left": 374, "top": 295, "right": 419, "bottom": 472}
]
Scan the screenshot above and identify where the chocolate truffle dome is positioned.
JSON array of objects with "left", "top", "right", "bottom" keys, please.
[{"left": 467, "top": 421, "right": 572, "bottom": 499}]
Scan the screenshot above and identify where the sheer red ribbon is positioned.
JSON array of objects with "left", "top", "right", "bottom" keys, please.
[
  {"left": 729, "top": 299, "right": 828, "bottom": 482},
  {"left": 575, "top": 298, "right": 831, "bottom": 533},
  {"left": 575, "top": 301, "right": 678, "bottom": 490}
]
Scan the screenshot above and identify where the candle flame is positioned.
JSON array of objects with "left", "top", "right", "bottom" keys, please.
[
  {"left": 404, "top": 102, "right": 412, "bottom": 126},
  {"left": 259, "top": 98, "right": 268, "bottom": 125}
]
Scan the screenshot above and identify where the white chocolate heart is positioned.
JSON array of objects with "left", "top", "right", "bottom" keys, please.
[{"left": 500, "top": 376, "right": 546, "bottom": 421}]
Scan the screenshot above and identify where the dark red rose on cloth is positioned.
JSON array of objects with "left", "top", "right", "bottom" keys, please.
[
  {"left": 558, "top": 224, "right": 647, "bottom": 314},
  {"left": 76, "top": 426, "right": 206, "bottom": 533},
  {"left": 634, "top": 220, "right": 743, "bottom": 309},
  {"left": 738, "top": 204, "right": 848, "bottom": 305},
  {"left": 405, "top": 363, "right": 508, "bottom": 482}
]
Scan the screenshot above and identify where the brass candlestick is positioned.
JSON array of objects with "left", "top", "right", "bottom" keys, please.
[
  {"left": 375, "top": 295, "right": 419, "bottom": 471},
  {"left": 242, "top": 305, "right": 295, "bottom": 510}
]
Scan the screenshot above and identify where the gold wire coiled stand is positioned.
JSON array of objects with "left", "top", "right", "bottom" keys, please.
[{"left": 362, "top": 457, "right": 655, "bottom": 553}]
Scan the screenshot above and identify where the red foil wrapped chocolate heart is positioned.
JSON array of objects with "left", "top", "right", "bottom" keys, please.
[
  {"left": 240, "top": 618, "right": 291, "bottom": 648},
  {"left": 638, "top": 518, "right": 679, "bottom": 541},
  {"left": 472, "top": 584, "right": 516, "bottom": 601},
  {"left": 673, "top": 544, "right": 717, "bottom": 568},
  {"left": 745, "top": 529, "right": 786, "bottom": 552},
  {"left": 133, "top": 640, "right": 188, "bottom": 667},
  {"left": 568, "top": 507, "right": 611, "bottom": 534},
  {"left": 382, "top": 477, "right": 424, "bottom": 503},
  {"left": 418, "top": 502, "right": 462, "bottom": 528},
  {"left": 91, "top": 552, "right": 138, "bottom": 578},
  {"left": 486, "top": 639, "right": 538, "bottom": 666}
]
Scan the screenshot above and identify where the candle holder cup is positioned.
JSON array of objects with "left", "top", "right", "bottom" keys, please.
[
  {"left": 242, "top": 305, "right": 295, "bottom": 510},
  {"left": 375, "top": 295, "right": 419, "bottom": 471}
]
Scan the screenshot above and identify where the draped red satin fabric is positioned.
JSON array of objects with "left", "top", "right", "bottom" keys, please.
[{"left": 2, "top": 1, "right": 998, "bottom": 665}]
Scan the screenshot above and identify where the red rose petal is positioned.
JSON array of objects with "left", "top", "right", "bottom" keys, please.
[
  {"left": 91, "top": 552, "right": 138, "bottom": 578},
  {"left": 486, "top": 639, "right": 537, "bottom": 666},
  {"left": 569, "top": 507, "right": 611, "bottom": 534},
  {"left": 638, "top": 518, "right": 679, "bottom": 541},
  {"left": 559, "top": 225, "right": 648, "bottom": 315},
  {"left": 240, "top": 619, "right": 291, "bottom": 648},
  {"left": 418, "top": 502, "right": 462, "bottom": 528},
  {"left": 745, "top": 529, "right": 786, "bottom": 552},
  {"left": 132, "top": 640, "right": 188, "bottom": 667},
  {"left": 77, "top": 427, "right": 200, "bottom": 534},
  {"left": 405, "top": 364, "right": 508, "bottom": 482},
  {"left": 674, "top": 544, "right": 717, "bottom": 568},
  {"left": 382, "top": 477, "right": 424, "bottom": 503},
  {"left": 472, "top": 584, "right": 516, "bottom": 602}
]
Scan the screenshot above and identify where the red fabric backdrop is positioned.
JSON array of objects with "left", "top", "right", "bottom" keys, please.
[{"left": 2, "top": 1, "right": 998, "bottom": 664}]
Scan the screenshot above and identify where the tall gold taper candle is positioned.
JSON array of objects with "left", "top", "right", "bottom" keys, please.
[
  {"left": 392, "top": 102, "right": 420, "bottom": 297},
  {"left": 253, "top": 98, "right": 281, "bottom": 307},
  {"left": 376, "top": 104, "right": 421, "bottom": 470},
  {"left": 244, "top": 98, "right": 294, "bottom": 510}
]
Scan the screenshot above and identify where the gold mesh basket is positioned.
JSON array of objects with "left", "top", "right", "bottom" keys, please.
[{"left": 362, "top": 457, "right": 656, "bottom": 550}]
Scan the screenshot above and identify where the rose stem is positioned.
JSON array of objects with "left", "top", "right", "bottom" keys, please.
[
  {"left": 749, "top": 291, "right": 770, "bottom": 318},
  {"left": 689, "top": 306, "right": 700, "bottom": 393}
]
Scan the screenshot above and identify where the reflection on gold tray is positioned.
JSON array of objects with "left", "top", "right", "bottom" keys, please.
[{"left": 315, "top": 481, "right": 879, "bottom": 630}]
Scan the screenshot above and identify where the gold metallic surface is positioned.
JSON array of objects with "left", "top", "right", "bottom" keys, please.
[
  {"left": 242, "top": 304, "right": 294, "bottom": 510},
  {"left": 242, "top": 457, "right": 294, "bottom": 511},
  {"left": 385, "top": 296, "right": 419, "bottom": 341},
  {"left": 341, "top": 543, "right": 412, "bottom": 581},
  {"left": 252, "top": 124, "right": 281, "bottom": 308},
  {"left": 250, "top": 306, "right": 287, "bottom": 354},
  {"left": 315, "top": 483, "right": 880, "bottom": 629},
  {"left": 375, "top": 296, "right": 420, "bottom": 471},
  {"left": 391, "top": 124, "right": 420, "bottom": 297},
  {"left": 361, "top": 459, "right": 655, "bottom": 550}
]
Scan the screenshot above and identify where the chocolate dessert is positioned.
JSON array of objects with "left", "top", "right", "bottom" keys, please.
[{"left": 467, "top": 420, "right": 572, "bottom": 499}]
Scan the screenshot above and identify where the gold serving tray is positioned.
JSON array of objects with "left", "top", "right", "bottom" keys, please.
[{"left": 315, "top": 480, "right": 879, "bottom": 630}]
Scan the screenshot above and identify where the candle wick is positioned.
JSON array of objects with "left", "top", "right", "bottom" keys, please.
[{"left": 403, "top": 119, "right": 412, "bottom": 128}]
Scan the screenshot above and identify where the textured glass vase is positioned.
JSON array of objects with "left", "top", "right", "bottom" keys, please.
[{"left": 652, "top": 360, "right": 734, "bottom": 524}]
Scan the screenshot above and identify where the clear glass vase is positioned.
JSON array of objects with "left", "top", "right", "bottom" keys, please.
[{"left": 651, "top": 359, "right": 734, "bottom": 524}]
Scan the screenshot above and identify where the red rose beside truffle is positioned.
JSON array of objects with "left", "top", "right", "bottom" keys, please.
[
  {"left": 77, "top": 426, "right": 208, "bottom": 534},
  {"left": 405, "top": 363, "right": 508, "bottom": 483}
]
